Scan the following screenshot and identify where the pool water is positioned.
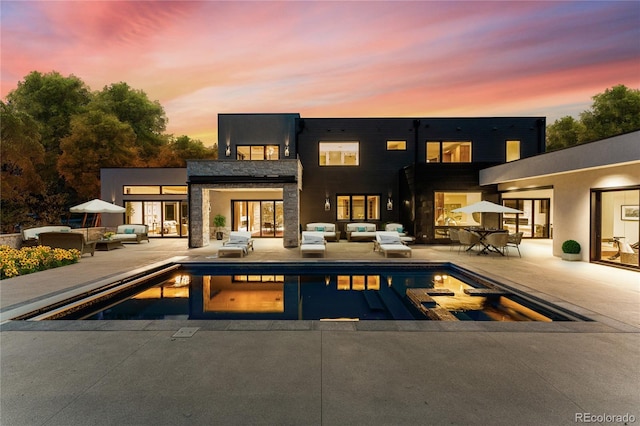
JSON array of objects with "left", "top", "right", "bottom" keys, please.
[{"left": 57, "top": 264, "right": 578, "bottom": 322}]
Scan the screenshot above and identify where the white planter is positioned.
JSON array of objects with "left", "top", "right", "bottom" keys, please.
[{"left": 562, "top": 252, "right": 581, "bottom": 261}]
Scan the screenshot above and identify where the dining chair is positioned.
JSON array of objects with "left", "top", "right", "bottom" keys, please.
[
  {"left": 486, "top": 232, "right": 509, "bottom": 257},
  {"left": 507, "top": 232, "right": 524, "bottom": 257},
  {"left": 448, "top": 228, "right": 460, "bottom": 252}
]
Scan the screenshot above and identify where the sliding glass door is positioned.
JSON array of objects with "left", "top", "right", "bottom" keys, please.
[
  {"left": 502, "top": 199, "right": 550, "bottom": 238},
  {"left": 232, "top": 200, "right": 284, "bottom": 238}
]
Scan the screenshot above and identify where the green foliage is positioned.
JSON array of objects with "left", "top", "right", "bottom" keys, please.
[
  {"left": 213, "top": 214, "right": 226, "bottom": 228},
  {"left": 151, "top": 135, "right": 217, "bottom": 166},
  {"left": 561, "top": 240, "right": 581, "bottom": 254},
  {"left": 58, "top": 109, "right": 138, "bottom": 198},
  {"left": 93, "top": 82, "right": 167, "bottom": 160},
  {"left": 546, "top": 85, "right": 640, "bottom": 151}
]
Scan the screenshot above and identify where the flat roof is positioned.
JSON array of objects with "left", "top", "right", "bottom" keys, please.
[{"left": 480, "top": 131, "right": 640, "bottom": 185}]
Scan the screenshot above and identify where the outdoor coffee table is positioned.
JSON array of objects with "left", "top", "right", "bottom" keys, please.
[{"left": 95, "top": 239, "right": 124, "bottom": 251}]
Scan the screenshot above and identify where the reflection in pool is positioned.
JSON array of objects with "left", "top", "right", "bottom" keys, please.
[{"left": 69, "top": 266, "right": 575, "bottom": 322}]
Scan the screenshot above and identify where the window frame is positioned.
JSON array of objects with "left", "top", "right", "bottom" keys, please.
[
  {"left": 236, "top": 145, "right": 280, "bottom": 160},
  {"left": 426, "top": 140, "right": 472, "bottom": 163},
  {"left": 318, "top": 141, "right": 360, "bottom": 166},
  {"left": 506, "top": 140, "right": 521, "bottom": 162},
  {"left": 386, "top": 140, "right": 407, "bottom": 151},
  {"left": 336, "top": 194, "right": 380, "bottom": 221}
]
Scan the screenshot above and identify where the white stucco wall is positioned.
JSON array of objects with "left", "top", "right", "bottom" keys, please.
[{"left": 497, "top": 163, "right": 639, "bottom": 258}]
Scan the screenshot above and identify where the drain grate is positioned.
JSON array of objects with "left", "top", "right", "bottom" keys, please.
[{"left": 172, "top": 327, "right": 200, "bottom": 338}]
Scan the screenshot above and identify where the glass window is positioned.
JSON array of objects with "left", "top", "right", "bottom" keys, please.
[
  {"left": 161, "top": 186, "right": 187, "bottom": 195},
  {"left": 236, "top": 145, "right": 279, "bottom": 160},
  {"left": 123, "top": 186, "right": 160, "bottom": 195},
  {"left": 319, "top": 142, "right": 359, "bottom": 166},
  {"left": 427, "top": 141, "right": 472, "bottom": 162},
  {"left": 434, "top": 192, "right": 482, "bottom": 227},
  {"left": 336, "top": 195, "right": 379, "bottom": 220},
  {"left": 595, "top": 188, "right": 639, "bottom": 268},
  {"left": 426, "top": 142, "right": 440, "bottom": 162},
  {"left": 506, "top": 140, "right": 520, "bottom": 162},
  {"left": 442, "top": 142, "right": 471, "bottom": 162},
  {"left": 387, "top": 140, "right": 406, "bottom": 150}
]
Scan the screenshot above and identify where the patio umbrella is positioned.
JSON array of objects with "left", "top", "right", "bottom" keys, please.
[
  {"left": 70, "top": 199, "right": 125, "bottom": 227},
  {"left": 452, "top": 200, "right": 523, "bottom": 214}
]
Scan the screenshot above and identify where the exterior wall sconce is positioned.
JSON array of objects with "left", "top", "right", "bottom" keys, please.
[
  {"left": 387, "top": 197, "right": 393, "bottom": 210},
  {"left": 284, "top": 145, "right": 290, "bottom": 157},
  {"left": 225, "top": 142, "right": 231, "bottom": 157},
  {"left": 324, "top": 198, "right": 330, "bottom": 211}
]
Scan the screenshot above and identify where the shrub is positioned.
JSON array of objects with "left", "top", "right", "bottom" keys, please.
[
  {"left": 561, "top": 240, "right": 581, "bottom": 254},
  {"left": 0, "top": 245, "right": 81, "bottom": 279}
]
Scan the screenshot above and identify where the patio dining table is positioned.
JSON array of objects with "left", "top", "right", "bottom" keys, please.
[{"left": 465, "top": 228, "right": 508, "bottom": 255}]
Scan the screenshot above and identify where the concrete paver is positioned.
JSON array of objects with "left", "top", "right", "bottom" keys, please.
[{"left": 1, "top": 238, "right": 639, "bottom": 425}]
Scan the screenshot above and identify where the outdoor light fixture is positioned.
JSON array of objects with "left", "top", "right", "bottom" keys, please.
[
  {"left": 225, "top": 141, "right": 231, "bottom": 157},
  {"left": 285, "top": 140, "right": 290, "bottom": 157},
  {"left": 387, "top": 197, "right": 393, "bottom": 211},
  {"left": 324, "top": 198, "right": 330, "bottom": 211}
]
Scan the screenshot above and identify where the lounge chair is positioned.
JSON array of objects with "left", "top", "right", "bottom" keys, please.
[
  {"left": 385, "top": 223, "right": 415, "bottom": 244},
  {"left": 374, "top": 231, "right": 411, "bottom": 258},
  {"left": 111, "top": 224, "right": 149, "bottom": 243},
  {"left": 38, "top": 232, "right": 96, "bottom": 257},
  {"left": 218, "top": 231, "right": 253, "bottom": 257},
  {"left": 300, "top": 231, "right": 326, "bottom": 257}
]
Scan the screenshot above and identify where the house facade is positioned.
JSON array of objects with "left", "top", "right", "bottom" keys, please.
[{"left": 185, "top": 113, "right": 545, "bottom": 247}]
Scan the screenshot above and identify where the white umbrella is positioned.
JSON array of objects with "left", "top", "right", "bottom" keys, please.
[
  {"left": 452, "top": 200, "right": 524, "bottom": 214},
  {"left": 70, "top": 199, "right": 125, "bottom": 227}
]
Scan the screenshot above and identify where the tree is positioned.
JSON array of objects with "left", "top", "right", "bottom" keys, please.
[
  {"left": 5, "top": 71, "right": 92, "bottom": 183},
  {"left": 58, "top": 109, "right": 139, "bottom": 199},
  {"left": 545, "top": 116, "right": 584, "bottom": 151},
  {"left": 0, "top": 101, "right": 46, "bottom": 232},
  {"left": 93, "top": 82, "right": 167, "bottom": 160},
  {"left": 150, "top": 135, "right": 217, "bottom": 167},
  {"left": 546, "top": 84, "right": 640, "bottom": 150},
  {"left": 580, "top": 85, "right": 640, "bottom": 142}
]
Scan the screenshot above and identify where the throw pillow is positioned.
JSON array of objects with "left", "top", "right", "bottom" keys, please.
[
  {"left": 397, "top": 227, "right": 404, "bottom": 233},
  {"left": 357, "top": 226, "right": 366, "bottom": 232},
  {"left": 316, "top": 226, "right": 325, "bottom": 231},
  {"left": 124, "top": 228, "right": 135, "bottom": 234}
]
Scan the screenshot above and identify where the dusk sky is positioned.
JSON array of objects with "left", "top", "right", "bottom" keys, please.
[{"left": 2, "top": 1, "right": 639, "bottom": 145}]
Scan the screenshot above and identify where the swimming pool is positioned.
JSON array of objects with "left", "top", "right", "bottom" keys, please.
[{"left": 30, "top": 261, "right": 588, "bottom": 322}]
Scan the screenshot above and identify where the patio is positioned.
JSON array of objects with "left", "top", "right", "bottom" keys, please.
[{"left": 1, "top": 238, "right": 638, "bottom": 425}]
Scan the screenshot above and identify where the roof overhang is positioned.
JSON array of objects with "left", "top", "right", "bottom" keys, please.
[{"left": 480, "top": 131, "right": 640, "bottom": 185}]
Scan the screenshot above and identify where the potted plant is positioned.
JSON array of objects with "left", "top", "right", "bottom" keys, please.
[
  {"left": 561, "top": 239, "right": 581, "bottom": 261},
  {"left": 213, "top": 214, "right": 226, "bottom": 240}
]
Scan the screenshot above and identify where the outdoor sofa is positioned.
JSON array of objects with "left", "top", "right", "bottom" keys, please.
[
  {"left": 305, "top": 223, "right": 340, "bottom": 241},
  {"left": 38, "top": 232, "right": 96, "bottom": 257},
  {"left": 111, "top": 224, "right": 149, "bottom": 243},
  {"left": 346, "top": 223, "right": 377, "bottom": 241},
  {"left": 22, "top": 226, "right": 72, "bottom": 246}
]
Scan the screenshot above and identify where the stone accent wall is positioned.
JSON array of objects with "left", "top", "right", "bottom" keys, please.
[{"left": 187, "top": 159, "right": 302, "bottom": 248}]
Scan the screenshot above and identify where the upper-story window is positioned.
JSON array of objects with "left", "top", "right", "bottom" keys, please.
[
  {"left": 237, "top": 145, "right": 280, "bottom": 160},
  {"left": 387, "top": 140, "right": 406, "bottom": 150},
  {"left": 337, "top": 195, "right": 380, "bottom": 220},
  {"left": 426, "top": 141, "right": 472, "bottom": 163},
  {"left": 506, "top": 140, "right": 521, "bottom": 162},
  {"left": 123, "top": 185, "right": 187, "bottom": 195},
  {"left": 319, "top": 142, "right": 359, "bottom": 166}
]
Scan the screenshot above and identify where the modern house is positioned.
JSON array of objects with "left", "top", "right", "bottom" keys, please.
[{"left": 101, "top": 114, "right": 639, "bottom": 270}]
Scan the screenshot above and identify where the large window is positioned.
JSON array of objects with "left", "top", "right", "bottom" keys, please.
[
  {"left": 237, "top": 145, "right": 280, "bottom": 160},
  {"left": 337, "top": 195, "right": 380, "bottom": 221},
  {"left": 319, "top": 142, "right": 359, "bottom": 166},
  {"left": 124, "top": 201, "right": 188, "bottom": 237},
  {"left": 434, "top": 192, "right": 482, "bottom": 227},
  {"left": 426, "top": 141, "right": 472, "bottom": 163},
  {"left": 506, "top": 140, "right": 521, "bottom": 162},
  {"left": 502, "top": 199, "right": 550, "bottom": 238},
  {"left": 232, "top": 200, "right": 284, "bottom": 237},
  {"left": 593, "top": 188, "right": 639, "bottom": 269}
]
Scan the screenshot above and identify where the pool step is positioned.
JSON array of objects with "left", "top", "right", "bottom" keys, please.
[
  {"left": 362, "top": 291, "right": 385, "bottom": 311},
  {"left": 377, "top": 286, "right": 414, "bottom": 320},
  {"left": 464, "top": 288, "right": 510, "bottom": 296}
]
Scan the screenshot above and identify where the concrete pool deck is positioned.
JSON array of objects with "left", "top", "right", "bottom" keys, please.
[{"left": 1, "top": 238, "right": 638, "bottom": 425}]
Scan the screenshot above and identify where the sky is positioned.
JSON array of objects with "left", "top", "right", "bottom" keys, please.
[{"left": 2, "top": 1, "right": 639, "bottom": 146}]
